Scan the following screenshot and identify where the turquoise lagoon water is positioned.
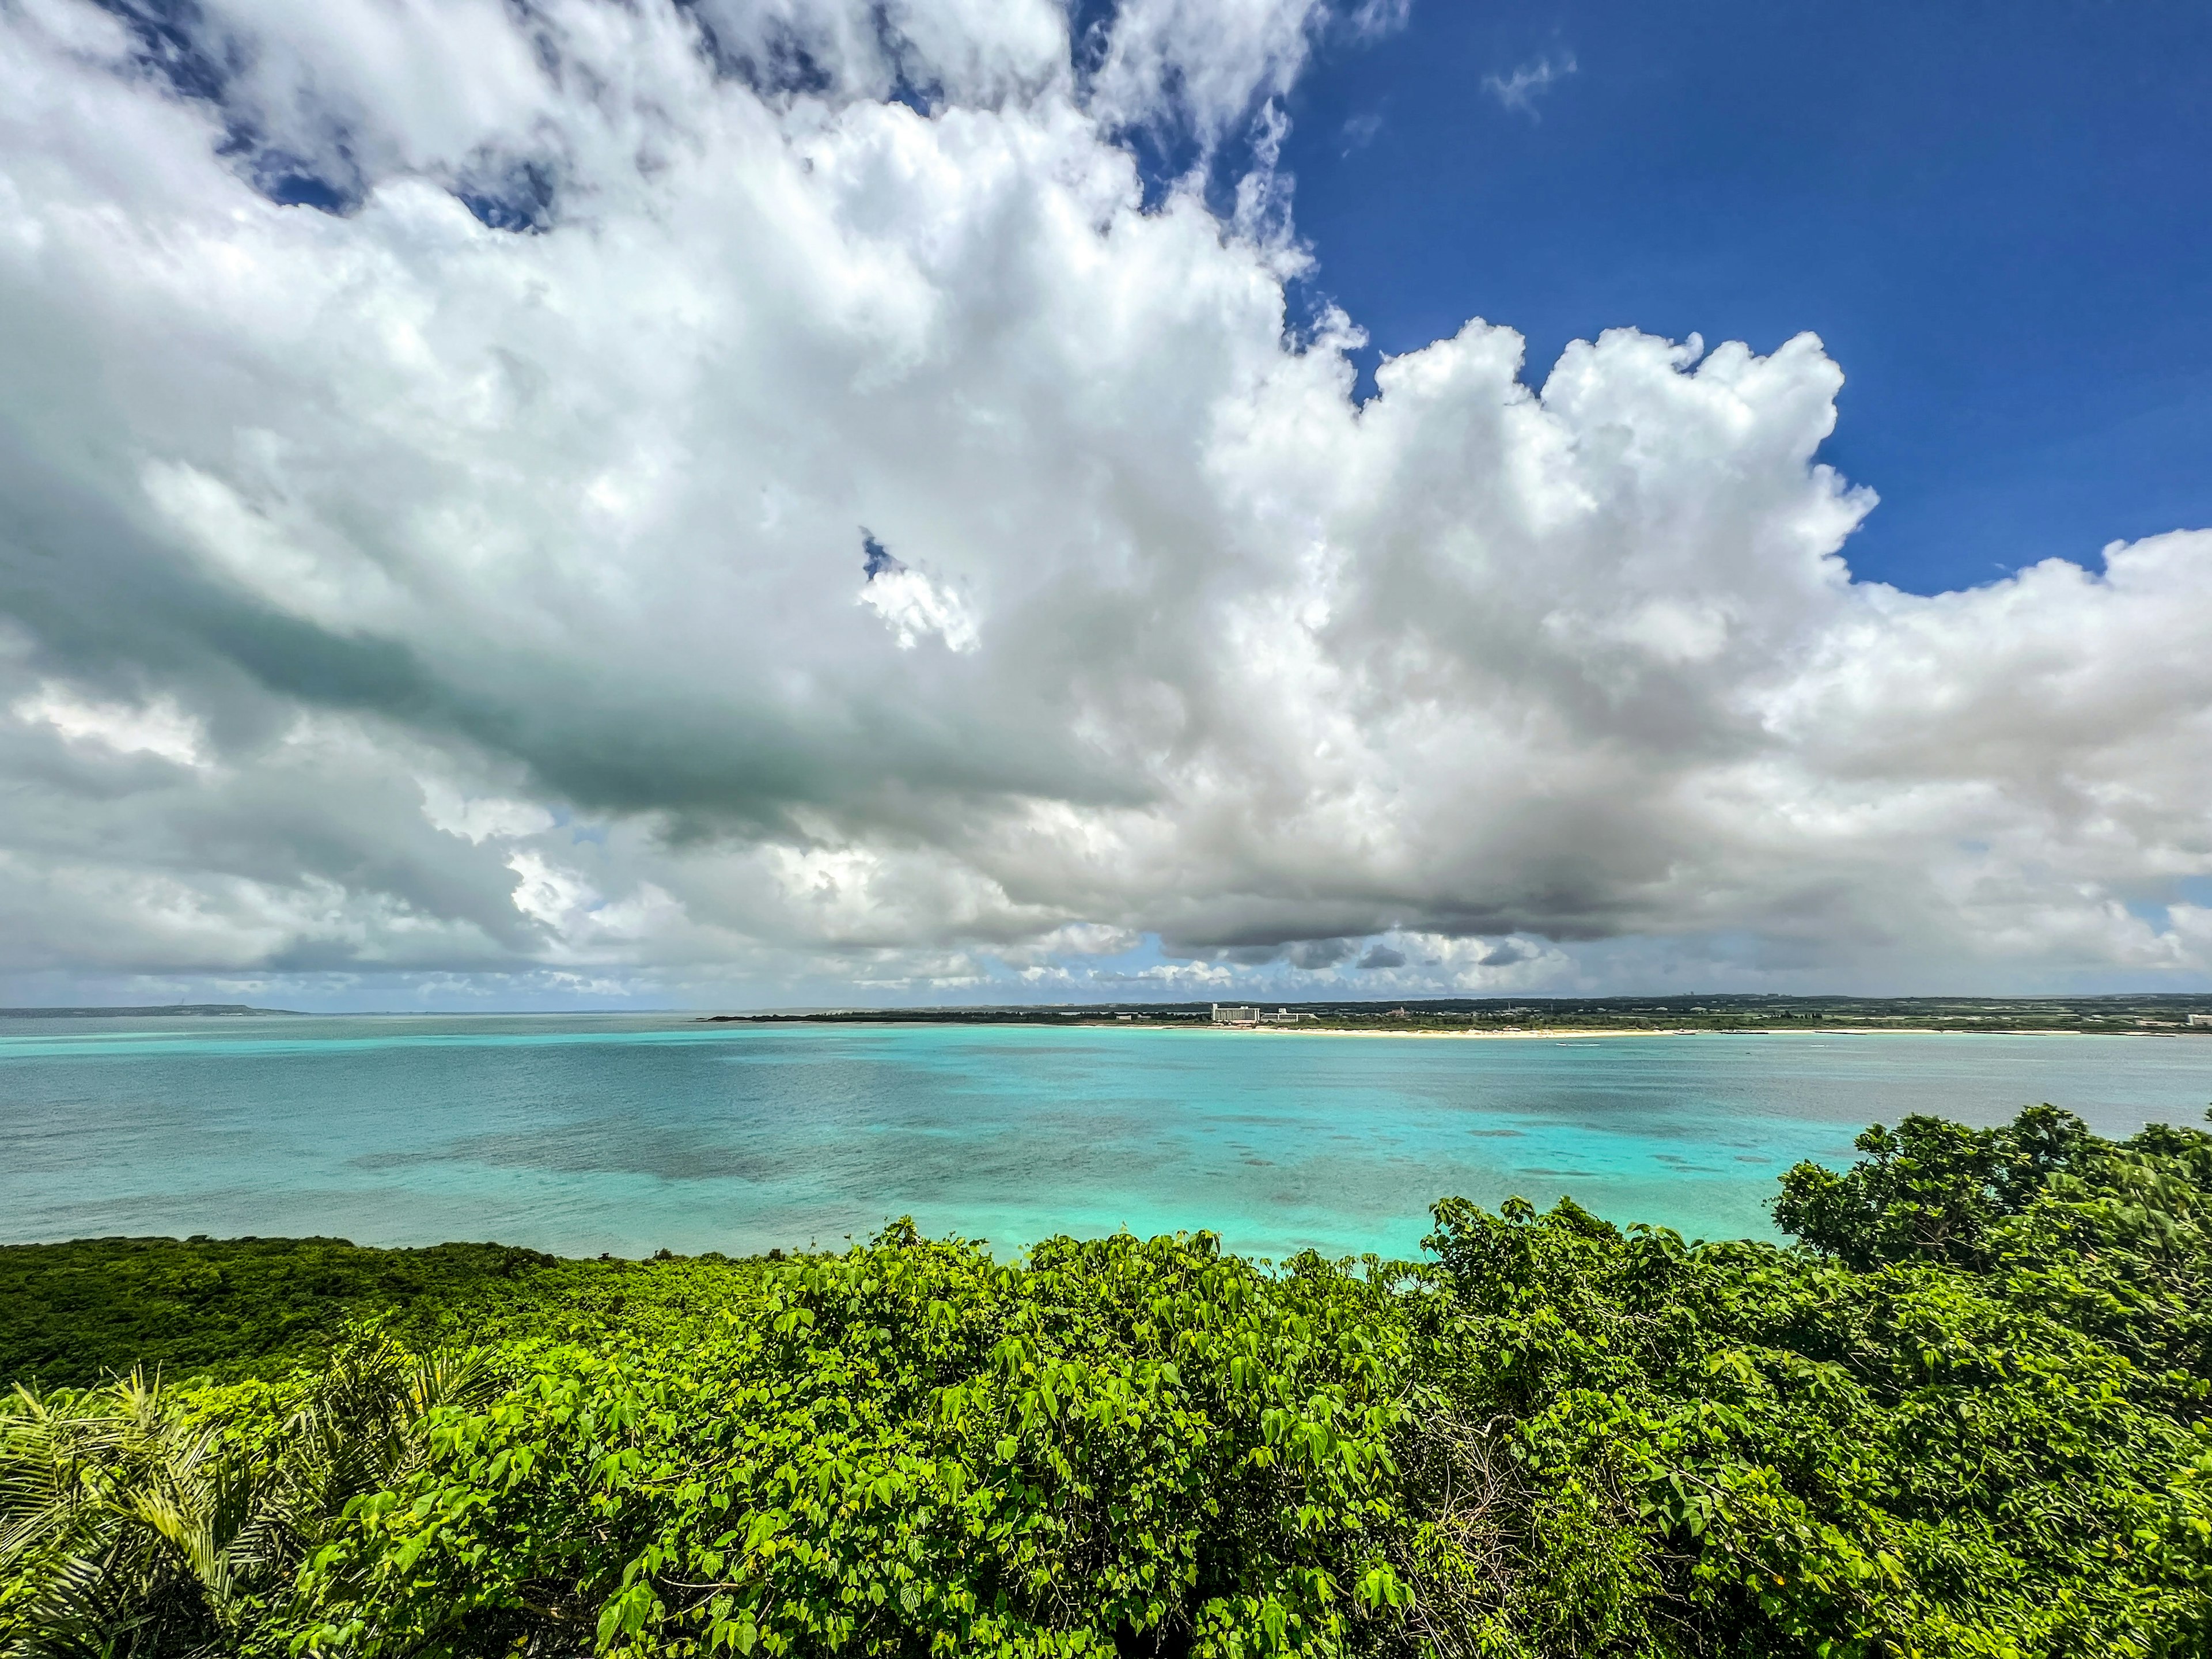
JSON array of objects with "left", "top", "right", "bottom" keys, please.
[{"left": 3, "top": 1015, "right": 2209, "bottom": 1261}]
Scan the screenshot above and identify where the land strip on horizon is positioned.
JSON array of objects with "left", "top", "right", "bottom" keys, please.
[{"left": 705, "top": 994, "right": 2212, "bottom": 1036}]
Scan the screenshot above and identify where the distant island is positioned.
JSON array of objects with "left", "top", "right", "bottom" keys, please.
[
  {"left": 705, "top": 992, "right": 2212, "bottom": 1035},
  {"left": 0, "top": 1003, "right": 301, "bottom": 1018}
]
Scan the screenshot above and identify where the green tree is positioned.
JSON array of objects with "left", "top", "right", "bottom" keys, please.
[{"left": 1771, "top": 1104, "right": 2095, "bottom": 1271}]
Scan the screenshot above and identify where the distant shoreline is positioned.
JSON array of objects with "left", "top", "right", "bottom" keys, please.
[
  {"left": 702, "top": 1013, "right": 2209, "bottom": 1039},
  {"left": 0, "top": 1003, "right": 301, "bottom": 1018},
  {"left": 1230, "top": 1024, "right": 2204, "bottom": 1039},
  {"left": 1187, "top": 1024, "right": 2205, "bottom": 1039}
]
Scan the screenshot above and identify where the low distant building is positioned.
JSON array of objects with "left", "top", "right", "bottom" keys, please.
[
  {"left": 1211, "top": 1005, "right": 1315, "bottom": 1025},
  {"left": 2191, "top": 1013, "right": 2212, "bottom": 1027}
]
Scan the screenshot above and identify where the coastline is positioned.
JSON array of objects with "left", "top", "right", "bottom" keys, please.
[
  {"left": 1204, "top": 1024, "right": 2203, "bottom": 1039},
  {"left": 707, "top": 1010, "right": 2212, "bottom": 1039},
  {"left": 1230, "top": 1025, "right": 1685, "bottom": 1039}
]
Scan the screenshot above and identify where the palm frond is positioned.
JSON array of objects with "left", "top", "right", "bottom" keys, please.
[{"left": 1, "top": 1341, "right": 499, "bottom": 1658}]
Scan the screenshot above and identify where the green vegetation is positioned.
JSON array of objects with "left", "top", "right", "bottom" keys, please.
[
  {"left": 5, "top": 1106, "right": 2210, "bottom": 1656},
  {"left": 0, "top": 1237, "right": 559, "bottom": 1391}
]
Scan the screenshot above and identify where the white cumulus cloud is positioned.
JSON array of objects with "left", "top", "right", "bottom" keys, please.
[{"left": 0, "top": 0, "right": 2206, "bottom": 1010}]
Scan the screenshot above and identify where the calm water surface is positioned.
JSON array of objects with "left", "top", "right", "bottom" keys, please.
[{"left": 3, "top": 1015, "right": 2209, "bottom": 1260}]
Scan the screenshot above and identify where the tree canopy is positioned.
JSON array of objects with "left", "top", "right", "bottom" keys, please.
[{"left": 5, "top": 1105, "right": 2209, "bottom": 1657}]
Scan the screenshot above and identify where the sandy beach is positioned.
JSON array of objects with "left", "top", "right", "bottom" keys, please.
[{"left": 1233, "top": 1025, "right": 1688, "bottom": 1039}]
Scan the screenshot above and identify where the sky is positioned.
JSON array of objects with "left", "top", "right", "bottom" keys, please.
[
  {"left": 1274, "top": 0, "right": 2212, "bottom": 596},
  {"left": 1, "top": 0, "right": 2209, "bottom": 1012}
]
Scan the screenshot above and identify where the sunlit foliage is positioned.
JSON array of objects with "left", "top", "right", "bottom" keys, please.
[{"left": 4, "top": 1108, "right": 2209, "bottom": 1656}]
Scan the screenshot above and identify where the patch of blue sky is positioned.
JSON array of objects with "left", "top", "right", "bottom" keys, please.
[{"left": 1275, "top": 0, "right": 2212, "bottom": 596}]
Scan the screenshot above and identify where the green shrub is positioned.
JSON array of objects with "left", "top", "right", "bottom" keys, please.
[
  {"left": 296, "top": 1225, "right": 1419, "bottom": 1658},
  {"left": 5, "top": 1107, "right": 2209, "bottom": 1657}
]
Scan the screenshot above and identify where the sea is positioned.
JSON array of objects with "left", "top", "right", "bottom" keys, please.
[{"left": 3, "top": 1014, "right": 2208, "bottom": 1262}]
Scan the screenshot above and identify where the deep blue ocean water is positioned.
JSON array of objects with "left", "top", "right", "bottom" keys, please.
[{"left": 3, "top": 1015, "right": 2208, "bottom": 1261}]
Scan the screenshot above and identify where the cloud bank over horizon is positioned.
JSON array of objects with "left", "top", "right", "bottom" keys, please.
[{"left": 2, "top": 0, "right": 2210, "bottom": 1012}]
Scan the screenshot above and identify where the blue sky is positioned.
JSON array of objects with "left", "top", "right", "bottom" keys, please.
[{"left": 1276, "top": 0, "right": 2212, "bottom": 595}]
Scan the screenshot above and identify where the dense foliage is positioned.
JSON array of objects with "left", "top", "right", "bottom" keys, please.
[
  {"left": 5, "top": 1106, "right": 2209, "bottom": 1657},
  {"left": 0, "top": 1238, "right": 558, "bottom": 1391}
]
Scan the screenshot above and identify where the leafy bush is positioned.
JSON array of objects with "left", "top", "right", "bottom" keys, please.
[
  {"left": 4, "top": 1107, "right": 2210, "bottom": 1657},
  {"left": 297, "top": 1225, "right": 1418, "bottom": 1658},
  {"left": 1412, "top": 1195, "right": 2209, "bottom": 1655}
]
